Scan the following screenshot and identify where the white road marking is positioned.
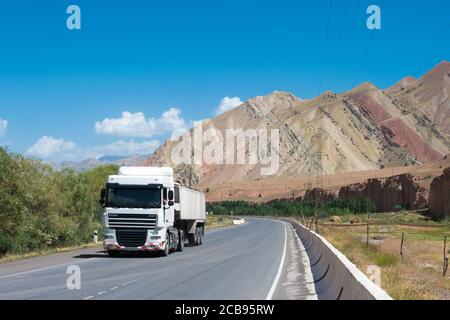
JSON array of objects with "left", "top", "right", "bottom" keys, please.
[
  {"left": 110, "top": 286, "right": 119, "bottom": 290},
  {"left": 97, "top": 291, "right": 107, "bottom": 295},
  {"left": 0, "top": 258, "right": 99, "bottom": 280},
  {"left": 266, "top": 222, "right": 287, "bottom": 300},
  {"left": 121, "top": 280, "right": 137, "bottom": 286},
  {"left": 83, "top": 296, "right": 94, "bottom": 300}
]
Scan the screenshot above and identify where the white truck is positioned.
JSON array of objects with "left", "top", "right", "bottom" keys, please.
[{"left": 99, "top": 167, "right": 206, "bottom": 257}]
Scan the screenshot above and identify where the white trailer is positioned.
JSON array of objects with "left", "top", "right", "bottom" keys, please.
[
  {"left": 174, "top": 185, "right": 206, "bottom": 245},
  {"left": 99, "top": 167, "right": 206, "bottom": 257}
]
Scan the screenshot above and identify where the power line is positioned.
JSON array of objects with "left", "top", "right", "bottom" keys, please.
[
  {"left": 415, "top": 22, "right": 449, "bottom": 159},
  {"left": 329, "top": 0, "right": 349, "bottom": 92},
  {"left": 414, "top": 23, "right": 450, "bottom": 78},
  {"left": 352, "top": 0, "right": 385, "bottom": 88},
  {"left": 334, "top": 0, "right": 361, "bottom": 92},
  {"left": 352, "top": 27, "right": 376, "bottom": 87},
  {"left": 318, "top": 0, "right": 333, "bottom": 96}
]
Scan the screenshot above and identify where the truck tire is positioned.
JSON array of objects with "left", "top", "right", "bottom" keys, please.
[
  {"left": 161, "top": 234, "right": 170, "bottom": 257},
  {"left": 177, "top": 231, "right": 184, "bottom": 252},
  {"left": 108, "top": 250, "right": 120, "bottom": 257},
  {"left": 198, "top": 227, "right": 203, "bottom": 245},
  {"left": 187, "top": 233, "right": 195, "bottom": 246},
  {"left": 194, "top": 227, "right": 200, "bottom": 246}
]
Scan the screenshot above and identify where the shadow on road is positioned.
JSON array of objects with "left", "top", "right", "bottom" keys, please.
[
  {"left": 72, "top": 251, "right": 108, "bottom": 259},
  {"left": 73, "top": 251, "right": 163, "bottom": 259}
]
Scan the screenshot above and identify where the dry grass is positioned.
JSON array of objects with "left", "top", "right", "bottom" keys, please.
[{"left": 317, "top": 212, "right": 450, "bottom": 300}]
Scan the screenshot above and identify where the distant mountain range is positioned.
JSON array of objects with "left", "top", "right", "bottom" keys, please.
[
  {"left": 145, "top": 61, "right": 450, "bottom": 187},
  {"left": 52, "top": 155, "right": 147, "bottom": 171}
]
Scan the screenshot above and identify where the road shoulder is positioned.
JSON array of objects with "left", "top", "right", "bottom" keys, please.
[{"left": 273, "top": 222, "right": 317, "bottom": 300}]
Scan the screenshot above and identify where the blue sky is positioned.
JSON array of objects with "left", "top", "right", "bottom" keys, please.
[{"left": 0, "top": 0, "right": 449, "bottom": 161}]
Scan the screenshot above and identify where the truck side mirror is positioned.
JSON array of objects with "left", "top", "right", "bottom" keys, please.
[
  {"left": 168, "top": 190, "right": 174, "bottom": 201},
  {"left": 99, "top": 188, "right": 106, "bottom": 207}
]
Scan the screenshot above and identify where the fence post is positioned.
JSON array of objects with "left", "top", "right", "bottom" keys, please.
[
  {"left": 444, "top": 235, "right": 448, "bottom": 277},
  {"left": 400, "top": 232, "right": 404, "bottom": 259},
  {"left": 315, "top": 218, "right": 319, "bottom": 235},
  {"left": 366, "top": 212, "right": 370, "bottom": 247}
]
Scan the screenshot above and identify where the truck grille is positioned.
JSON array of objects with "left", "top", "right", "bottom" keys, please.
[
  {"left": 116, "top": 229, "right": 148, "bottom": 247},
  {"left": 108, "top": 213, "right": 157, "bottom": 229}
]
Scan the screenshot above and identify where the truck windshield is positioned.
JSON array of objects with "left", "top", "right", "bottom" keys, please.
[{"left": 106, "top": 185, "right": 162, "bottom": 209}]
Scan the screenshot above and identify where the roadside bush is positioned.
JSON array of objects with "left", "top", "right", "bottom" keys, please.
[
  {"left": 0, "top": 147, "right": 117, "bottom": 257},
  {"left": 0, "top": 233, "right": 11, "bottom": 255}
]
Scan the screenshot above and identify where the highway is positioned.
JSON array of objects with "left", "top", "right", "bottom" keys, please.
[{"left": 0, "top": 218, "right": 316, "bottom": 300}]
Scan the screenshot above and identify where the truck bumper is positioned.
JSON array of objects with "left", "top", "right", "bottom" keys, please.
[{"left": 103, "top": 241, "right": 165, "bottom": 252}]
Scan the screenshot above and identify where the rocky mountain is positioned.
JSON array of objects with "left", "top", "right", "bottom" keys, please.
[
  {"left": 145, "top": 62, "right": 450, "bottom": 188},
  {"left": 387, "top": 61, "right": 450, "bottom": 135},
  {"left": 429, "top": 167, "right": 450, "bottom": 219},
  {"left": 338, "top": 174, "right": 428, "bottom": 213},
  {"left": 54, "top": 155, "right": 147, "bottom": 171}
]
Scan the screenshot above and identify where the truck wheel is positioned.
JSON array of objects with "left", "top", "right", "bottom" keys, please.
[
  {"left": 194, "top": 227, "right": 200, "bottom": 246},
  {"left": 187, "top": 233, "right": 195, "bottom": 246},
  {"left": 177, "top": 231, "right": 184, "bottom": 252},
  {"left": 108, "top": 250, "right": 120, "bottom": 257},
  {"left": 198, "top": 227, "right": 203, "bottom": 245},
  {"left": 161, "top": 235, "right": 170, "bottom": 257}
]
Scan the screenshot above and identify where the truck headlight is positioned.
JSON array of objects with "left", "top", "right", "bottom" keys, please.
[{"left": 104, "top": 229, "right": 115, "bottom": 239}]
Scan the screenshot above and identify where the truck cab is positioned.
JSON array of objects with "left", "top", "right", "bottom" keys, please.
[{"left": 99, "top": 167, "right": 205, "bottom": 257}]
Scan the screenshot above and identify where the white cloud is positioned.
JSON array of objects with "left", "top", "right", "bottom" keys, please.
[
  {"left": 0, "top": 118, "right": 8, "bottom": 136},
  {"left": 95, "top": 108, "right": 187, "bottom": 137},
  {"left": 26, "top": 136, "right": 76, "bottom": 158},
  {"left": 26, "top": 136, "right": 160, "bottom": 162},
  {"left": 214, "top": 97, "right": 243, "bottom": 116}
]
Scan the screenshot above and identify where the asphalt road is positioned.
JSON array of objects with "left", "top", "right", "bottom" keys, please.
[{"left": 0, "top": 218, "right": 316, "bottom": 300}]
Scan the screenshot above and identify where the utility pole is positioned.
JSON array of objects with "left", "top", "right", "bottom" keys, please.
[{"left": 311, "top": 128, "right": 328, "bottom": 234}]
